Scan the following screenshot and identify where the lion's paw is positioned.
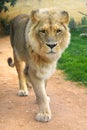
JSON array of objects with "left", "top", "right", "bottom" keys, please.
[
  {"left": 36, "top": 112, "right": 51, "bottom": 122},
  {"left": 18, "top": 90, "right": 28, "bottom": 96}
]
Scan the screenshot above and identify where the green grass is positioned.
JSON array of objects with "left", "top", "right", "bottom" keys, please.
[{"left": 57, "top": 30, "right": 87, "bottom": 86}]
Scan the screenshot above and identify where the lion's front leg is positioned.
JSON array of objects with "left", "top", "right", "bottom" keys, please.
[
  {"left": 29, "top": 74, "right": 51, "bottom": 122},
  {"left": 34, "top": 81, "right": 51, "bottom": 122},
  {"left": 36, "top": 95, "right": 51, "bottom": 122}
]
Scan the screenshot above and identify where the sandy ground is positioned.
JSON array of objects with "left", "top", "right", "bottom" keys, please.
[{"left": 0, "top": 37, "right": 87, "bottom": 130}]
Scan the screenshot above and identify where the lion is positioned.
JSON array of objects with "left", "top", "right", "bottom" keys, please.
[{"left": 8, "top": 9, "right": 70, "bottom": 122}]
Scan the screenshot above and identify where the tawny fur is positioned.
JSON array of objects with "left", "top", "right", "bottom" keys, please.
[{"left": 8, "top": 9, "right": 70, "bottom": 122}]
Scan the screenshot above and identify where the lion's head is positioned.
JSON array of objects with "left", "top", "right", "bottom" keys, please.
[{"left": 25, "top": 9, "right": 70, "bottom": 62}]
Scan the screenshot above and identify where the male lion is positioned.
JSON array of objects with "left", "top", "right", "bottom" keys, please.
[{"left": 8, "top": 9, "right": 70, "bottom": 122}]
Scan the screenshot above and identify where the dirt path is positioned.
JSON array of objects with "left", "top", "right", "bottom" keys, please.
[{"left": 0, "top": 37, "right": 87, "bottom": 130}]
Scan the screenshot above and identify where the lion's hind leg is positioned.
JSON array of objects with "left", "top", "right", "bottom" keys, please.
[
  {"left": 24, "top": 65, "right": 33, "bottom": 89},
  {"left": 14, "top": 56, "right": 28, "bottom": 96}
]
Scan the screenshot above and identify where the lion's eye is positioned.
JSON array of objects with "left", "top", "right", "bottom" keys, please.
[
  {"left": 39, "top": 29, "right": 46, "bottom": 34},
  {"left": 56, "top": 29, "right": 62, "bottom": 35}
]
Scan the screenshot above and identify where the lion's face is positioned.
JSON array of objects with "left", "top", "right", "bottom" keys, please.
[{"left": 26, "top": 9, "right": 70, "bottom": 61}]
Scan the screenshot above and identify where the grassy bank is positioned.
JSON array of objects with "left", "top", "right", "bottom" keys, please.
[{"left": 57, "top": 30, "right": 87, "bottom": 86}]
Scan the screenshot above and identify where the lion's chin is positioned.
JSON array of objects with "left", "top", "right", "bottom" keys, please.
[{"left": 45, "top": 51, "right": 58, "bottom": 61}]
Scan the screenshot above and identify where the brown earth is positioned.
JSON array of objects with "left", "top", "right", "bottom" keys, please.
[{"left": 0, "top": 37, "right": 87, "bottom": 130}]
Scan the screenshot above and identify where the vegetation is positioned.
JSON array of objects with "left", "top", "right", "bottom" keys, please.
[
  {"left": 69, "top": 18, "right": 76, "bottom": 31},
  {"left": 0, "top": 0, "right": 17, "bottom": 13},
  {"left": 0, "top": 0, "right": 17, "bottom": 35},
  {"left": 57, "top": 30, "right": 87, "bottom": 86},
  {"left": 69, "top": 16, "right": 87, "bottom": 32},
  {"left": 58, "top": 15, "right": 87, "bottom": 86},
  {"left": 0, "top": 16, "right": 10, "bottom": 35}
]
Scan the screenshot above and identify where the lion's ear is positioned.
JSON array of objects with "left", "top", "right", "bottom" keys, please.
[
  {"left": 30, "top": 10, "right": 40, "bottom": 23},
  {"left": 60, "top": 11, "right": 69, "bottom": 25}
]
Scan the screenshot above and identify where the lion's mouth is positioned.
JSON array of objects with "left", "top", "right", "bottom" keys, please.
[{"left": 46, "top": 50, "right": 56, "bottom": 54}]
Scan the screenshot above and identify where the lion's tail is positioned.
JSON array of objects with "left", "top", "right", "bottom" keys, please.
[{"left": 7, "top": 57, "right": 15, "bottom": 67}]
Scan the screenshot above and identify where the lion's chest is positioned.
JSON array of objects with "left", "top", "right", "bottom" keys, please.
[{"left": 35, "top": 62, "right": 56, "bottom": 79}]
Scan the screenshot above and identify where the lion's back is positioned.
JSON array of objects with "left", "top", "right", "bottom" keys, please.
[{"left": 10, "top": 14, "right": 29, "bottom": 48}]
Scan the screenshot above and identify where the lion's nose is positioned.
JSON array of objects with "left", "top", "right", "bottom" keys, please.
[{"left": 46, "top": 43, "right": 57, "bottom": 49}]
